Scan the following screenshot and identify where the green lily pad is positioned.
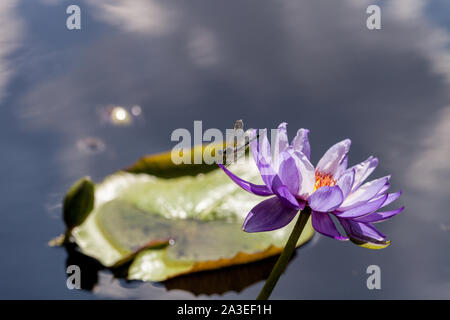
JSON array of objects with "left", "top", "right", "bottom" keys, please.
[{"left": 71, "top": 148, "right": 315, "bottom": 282}]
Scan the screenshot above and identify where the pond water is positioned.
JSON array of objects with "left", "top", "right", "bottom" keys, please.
[{"left": 1, "top": 0, "right": 449, "bottom": 299}]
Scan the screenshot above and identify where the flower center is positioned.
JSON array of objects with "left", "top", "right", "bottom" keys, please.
[{"left": 314, "top": 170, "right": 336, "bottom": 191}]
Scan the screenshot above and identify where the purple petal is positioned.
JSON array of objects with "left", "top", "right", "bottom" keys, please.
[
  {"left": 256, "top": 157, "right": 277, "bottom": 191},
  {"left": 340, "top": 176, "right": 390, "bottom": 210},
  {"left": 258, "top": 129, "right": 272, "bottom": 163},
  {"left": 272, "top": 123, "right": 289, "bottom": 168},
  {"left": 335, "top": 193, "right": 388, "bottom": 218},
  {"left": 308, "top": 186, "right": 344, "bottom": 212},
  {"left": 291, "top": 150, "right": 316, "bottom": 199},
  {"left": 371, "top": 191, "right": 402, "bottom": 209},
  {"left": 335, "top": 154, "right": 348, "bottom": 179},
  {"left": 243, "top": 196, "right": 299, "bottom": 232},
  {"left": 347, "top": 156, "right": 378, "bottom": 191},
  {"left": 376, "top": 181, "right": 390, "bottom": 196},
  {"left": 252, "top": 128, "right": 272, "bottom": 162},
  {"left": 277, "top": 150, "right": 300, "bottom": 195},
  {"left": 250, "top": 129, "right": 276, "bottom": 188},
  {"left": 316, "top": 139, "right": 351, "bottom": 177},
  {"left": 336, "top": 168, "right": 355, "bottom": 198},
  {"left": 355, "top": 206, "right": 404, "bottom": 223},
  {"left": 339, "top": 219, "right": 386, "bottom": 242},
  {"left": 272, "top": 183, "right": 303, "bottom": 210},
  {"left": 311, "top": 211, "right": 348, "bottom": 240},
  {"left": 290, "top": 128, "right": 311, "bottom": 159},
  {"left": 218, "top": 164, "right": 273, "bottom": 196}
]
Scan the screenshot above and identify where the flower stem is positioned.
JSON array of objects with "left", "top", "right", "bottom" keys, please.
[{"left": 256, "top": 207, "right": 311, "bottom": 300}]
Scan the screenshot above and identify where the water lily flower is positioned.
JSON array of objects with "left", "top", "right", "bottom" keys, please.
[{"left": 218, "top": 123, "right": 404, "bottom": 249}]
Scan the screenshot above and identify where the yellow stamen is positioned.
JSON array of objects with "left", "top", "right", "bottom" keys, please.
[{"left": 314, "top": 170, "right": 336, "bottom": 191}]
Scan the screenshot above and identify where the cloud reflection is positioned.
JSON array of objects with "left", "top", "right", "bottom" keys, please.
[
  {"left": 407, "top": 105, "right": 450, "bottom": 195},
  {"left": 85, "top": 0, "right": 173, "bottom": 35},
  {"left": 0, "top": 0, "right": 22, "bottom": 102}
]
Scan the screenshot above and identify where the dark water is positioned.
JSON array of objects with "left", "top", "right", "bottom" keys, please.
[{"left": 1, "top": 0, "right": 449, "bottom": 299}]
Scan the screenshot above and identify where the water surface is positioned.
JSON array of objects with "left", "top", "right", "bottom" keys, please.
[{"left": 0, "top": 0, "right": 449, "bottom": 299}]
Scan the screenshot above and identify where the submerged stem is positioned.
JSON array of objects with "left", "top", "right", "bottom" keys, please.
[{"left": 256, "top": 207, "right": 311, "bottom": 300}]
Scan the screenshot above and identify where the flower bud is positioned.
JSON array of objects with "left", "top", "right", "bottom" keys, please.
[{"left": 63, "top": 177, "right": 95, "bottom": 230}]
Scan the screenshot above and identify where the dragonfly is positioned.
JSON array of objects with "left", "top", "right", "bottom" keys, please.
[{"left": 220, "top": 120, "right": 260, "bottom": 166}]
